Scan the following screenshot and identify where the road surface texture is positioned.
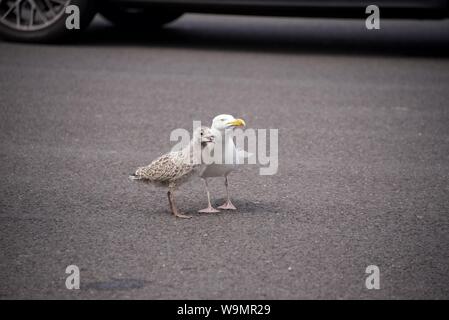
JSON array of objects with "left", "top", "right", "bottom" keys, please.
[{"left": 1, "top": 14, "right": 449, "bottom": 299}]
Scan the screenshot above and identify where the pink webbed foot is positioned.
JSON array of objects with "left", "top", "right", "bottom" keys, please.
[
  {"left": 198, "top": 206, "right": 220, "bottom": 214},
  {"left": 218, "top": 200, "right": 237, "bottom": 210},
  {"left": 174, "top": 212, "right": 192, "bottom": 219}
]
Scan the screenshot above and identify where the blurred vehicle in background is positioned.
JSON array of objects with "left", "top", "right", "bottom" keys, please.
[{"left": 0, "top": 0, "right": 448, "bottom": 42}]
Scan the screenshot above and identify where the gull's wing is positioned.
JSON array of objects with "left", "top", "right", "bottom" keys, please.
[
  {"left": 236, "top": 148, "right": 255, "bottom": 164},
  {"left": 134, "top": 152, "right": 191, "bottom": 182}
]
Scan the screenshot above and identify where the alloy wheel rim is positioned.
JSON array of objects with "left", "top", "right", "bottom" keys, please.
[{"left": 0, "top": 0, "right": 70, "bottom": 31}]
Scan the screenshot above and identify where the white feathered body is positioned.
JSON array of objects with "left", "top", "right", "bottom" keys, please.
[{"left": 200, "top": 128, "right": 240, "bottom": 178}]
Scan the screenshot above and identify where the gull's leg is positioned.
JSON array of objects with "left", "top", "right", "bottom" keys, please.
[
  {"left": 198, "top": 178, "right": 220, "bottom": 213},
  {"left": 167, "top": 186, "right": 191, "bottom": 219},
  {"left": 218, "top": 176, "right": 237, "bottom": 210}
]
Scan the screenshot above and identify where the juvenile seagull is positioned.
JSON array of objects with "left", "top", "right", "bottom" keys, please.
[
  {"left": 198, "top": 114, "right": 246, "bottom": 213},
  {"left": 130, "top": 127, "right": 214, "bottom": 219}
]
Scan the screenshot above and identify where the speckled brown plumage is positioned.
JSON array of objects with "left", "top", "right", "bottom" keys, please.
[
  {"left": 130, "top": 126, "right": 215, "bottom": 219},
  {"left": 133, "top": 152, "right": 196, "bottom": 184}
]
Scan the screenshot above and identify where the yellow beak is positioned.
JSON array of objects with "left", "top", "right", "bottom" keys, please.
[{"left": 226, "top": 118, "right": 246, "bottom": 127}]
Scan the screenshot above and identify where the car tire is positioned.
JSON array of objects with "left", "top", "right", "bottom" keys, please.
[
  {"left": 0, "top": 0, "right": 97, "bottom": 43},
  {"left": 98, "top": 4, "right": 182, "bottom": 29}
]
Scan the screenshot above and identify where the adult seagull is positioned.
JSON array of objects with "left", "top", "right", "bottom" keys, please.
[{"left": 198, "top": 114, "right": 246, "bottom": 213}]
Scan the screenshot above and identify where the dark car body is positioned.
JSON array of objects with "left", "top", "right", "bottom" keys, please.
[
  {"left": 0, "top": 0, "right": 448, "bottom": 42},
  {"left": 113, "top": 0, "right": 449, "bottom": 18}
]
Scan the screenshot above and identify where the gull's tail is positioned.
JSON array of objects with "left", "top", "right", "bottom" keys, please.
[{"left": 129, "top": 172, "right": 143, "bottom": 180}]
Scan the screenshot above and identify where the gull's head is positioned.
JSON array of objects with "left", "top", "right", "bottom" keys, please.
[
  {"left": 211, "top": 114, "right": 246, "bottom": 131},
  {"left": 193, "top": 126, "right": 215, "bottom": 146}
]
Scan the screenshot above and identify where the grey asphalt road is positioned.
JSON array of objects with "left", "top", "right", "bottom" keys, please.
[{"left": 1, "top": 14, "right": 449, "bottom": 300}]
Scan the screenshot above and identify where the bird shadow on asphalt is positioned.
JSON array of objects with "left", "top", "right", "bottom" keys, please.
[
  {"left": 70, "top": 14, "right": 449, "bottom": 58},
  {"left": 131, "top": 198, "right": 283, "bottom": 218},
  {"left": 180, "top": 198, "right": 284, "bottom": 217},
  {"left": 83, "top": 278, "right": 149, "bottom": 291}
]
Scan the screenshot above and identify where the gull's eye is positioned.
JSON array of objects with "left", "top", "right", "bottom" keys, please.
[
  {"left": 221, "top": 119, "right": 225, "bottom": 121},
  {"left": 200, "top": 132, "right": 203, "bottom": 136}
]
